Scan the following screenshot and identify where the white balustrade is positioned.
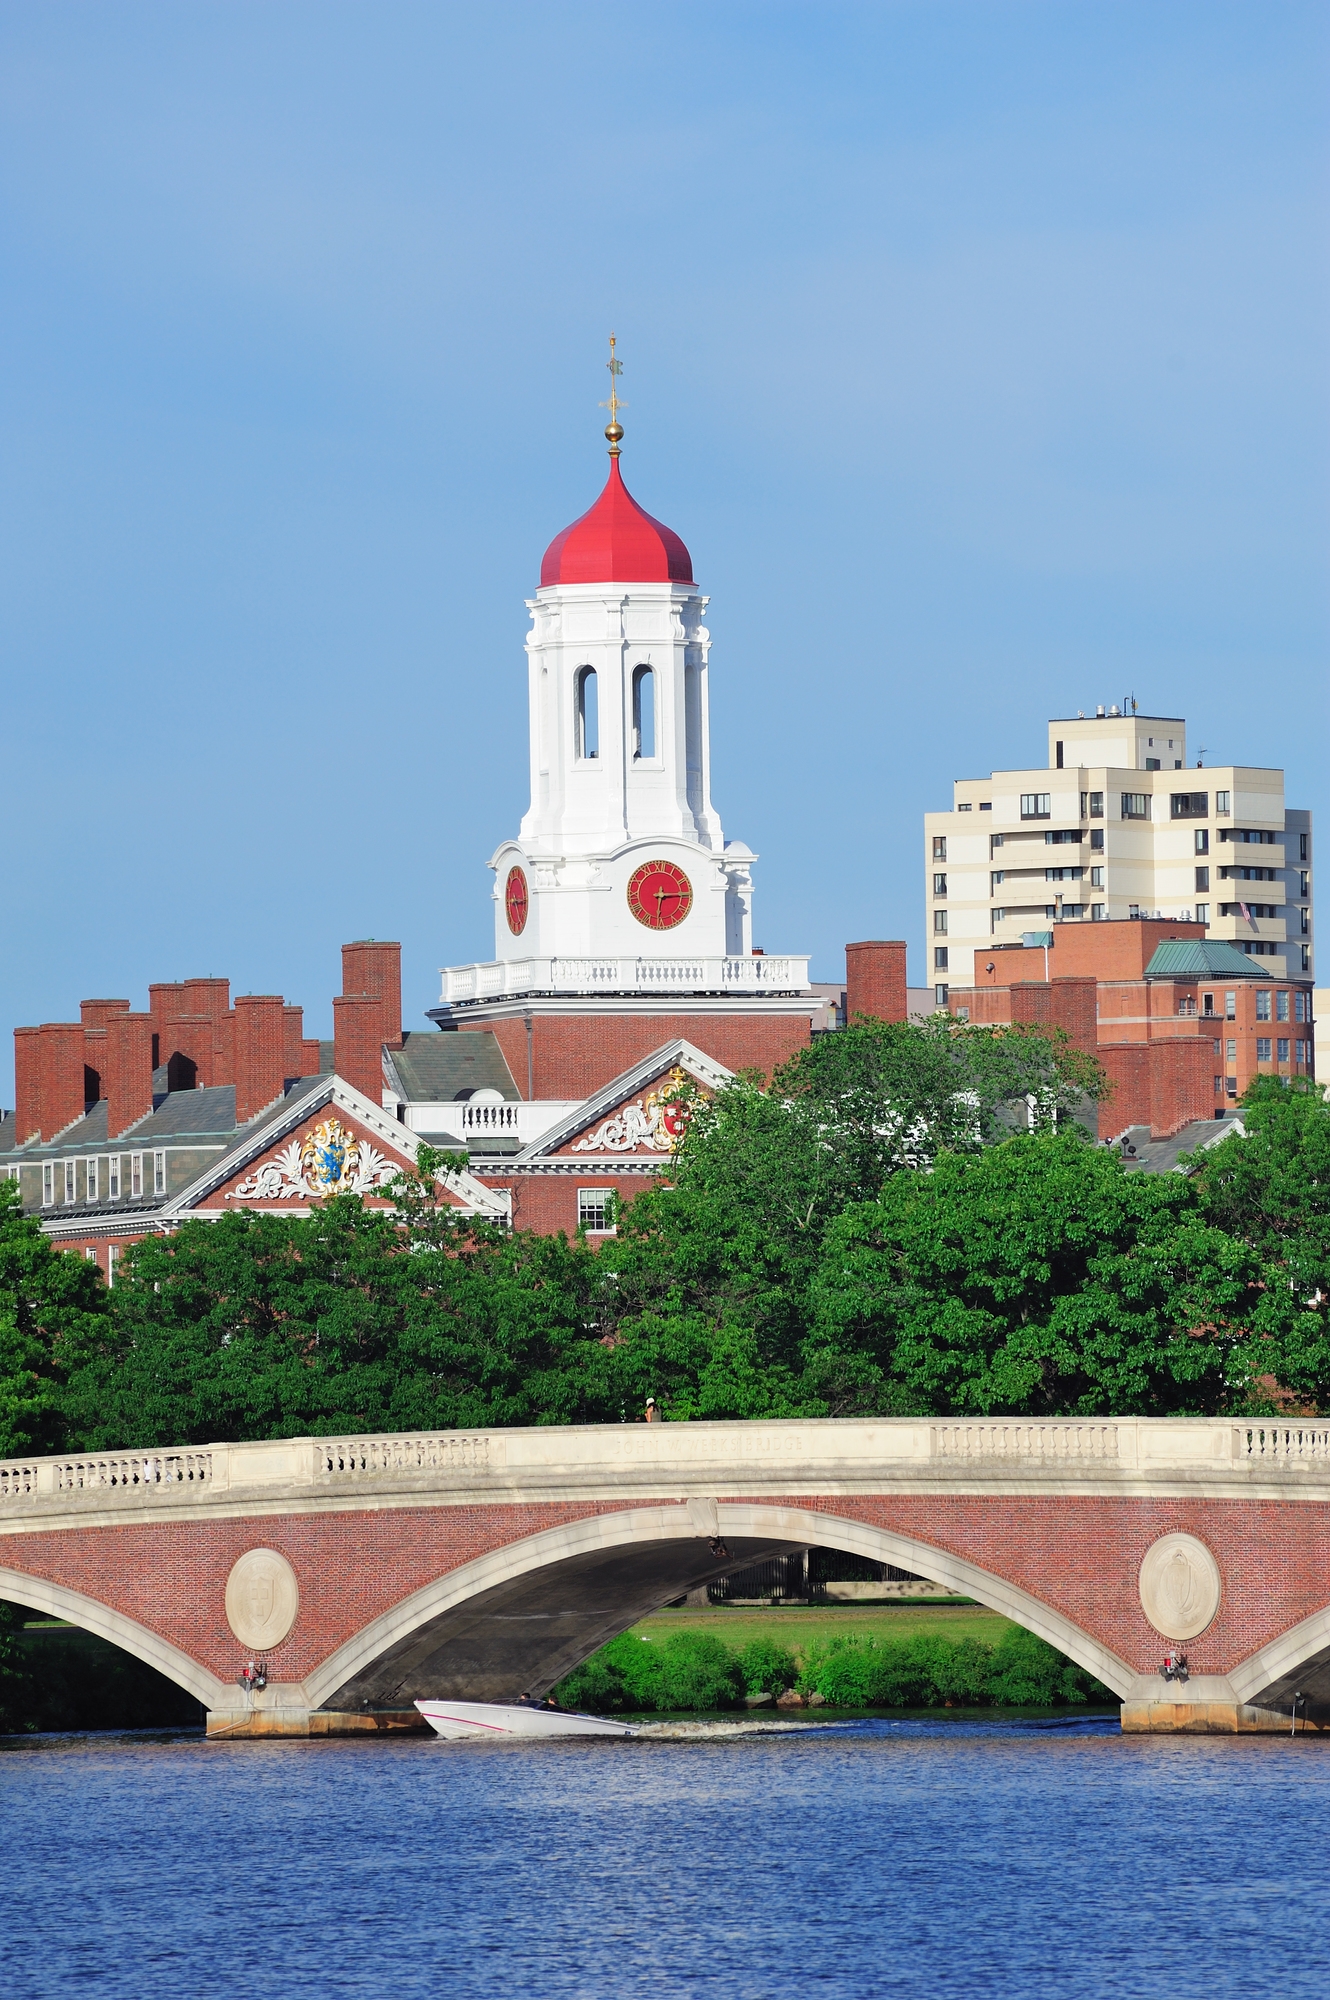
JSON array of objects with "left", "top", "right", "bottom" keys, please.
[
  {"left": 1243, "top": 1425, "right": 1330, "bottom": 1460},
  {"left": 932, "top": 1422, "right": 1120, "bottom": 1461},
  {"left": 317, "top": 1433, "right": 491, "bottom": 1476},
  {"left": 48, "top": 1451, "right": 213, "bottom": 1494},
  {"left": 438, "top": 955, "right": 812, "bottom": 1004}
]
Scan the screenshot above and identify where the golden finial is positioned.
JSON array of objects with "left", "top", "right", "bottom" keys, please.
[{"left": 599, "top": 332, "right": 625, "bottom": 453}]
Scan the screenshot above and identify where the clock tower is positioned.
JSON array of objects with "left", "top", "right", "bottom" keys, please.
[
  {"left": 434, "top": 347, "right": 814, "bottom": 1096},
  {"left": 489, "top": 424, "right": 754, "bottom": 964}
]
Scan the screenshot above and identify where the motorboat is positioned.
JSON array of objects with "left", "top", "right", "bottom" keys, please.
[{"left": 414, "top": 1698, "right": 637, "bottom": 1740}]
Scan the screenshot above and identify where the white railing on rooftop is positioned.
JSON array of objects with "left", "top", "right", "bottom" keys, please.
[{"left": 438, "top": 955, "right": 812, "bottom": 1005}]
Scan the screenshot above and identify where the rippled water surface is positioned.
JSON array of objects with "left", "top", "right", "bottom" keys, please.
[{"left": 3, "top": 1715, "right": 1329, "bottom": 1998}]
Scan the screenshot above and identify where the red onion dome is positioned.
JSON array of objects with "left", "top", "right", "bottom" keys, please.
[{"left": 540, "top": 455, "right": 693, "bottom": 587}]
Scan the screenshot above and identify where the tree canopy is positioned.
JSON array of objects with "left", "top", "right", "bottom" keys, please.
[{"left": 5, "top": 1025, "right": 1327, "bottom": 1457}]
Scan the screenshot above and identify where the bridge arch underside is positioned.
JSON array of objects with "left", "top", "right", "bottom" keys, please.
[{"left": 312, "top": 1503, "right": 1139, "bottom": 1713}]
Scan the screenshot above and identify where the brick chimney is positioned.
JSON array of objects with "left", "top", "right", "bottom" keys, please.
[
  {"left": 333, "top": 993, "right": 387, "bottom": 1103},
  {"left": 103, "top": 1013, "right": 155, "bottom": 1140},
  {"left": 845, "top": 942, "right": 908, "bottom": 1025},
  {"left": 14, "top": 1026, "right": 43, "bottom": 1142},
  {"left": 38, "top": 1022, "right": 88, "bottom": 1139},
  {"left": 233, "top": 995, "right": 287, "bottom": 1124},
  {"left": 280, "top": 1004, "right": 307, "bottom": 1081},
  {"left": 183, "top": 979, "right": 231, "bottom": 1086},
  {"left": 340, "top": 941, "right": 402, "bottom": 1050}
]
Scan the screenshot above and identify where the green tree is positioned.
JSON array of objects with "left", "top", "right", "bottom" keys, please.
[
  {"left": 1186, "top": 1077, "right": 1330, "bottom": 1409},
  {"left": 810, "top": 1130, "right": 1265, "bottom": 1415},
  {"left": 0, "top": 1180, "right": 110, "bottom": 1459}
]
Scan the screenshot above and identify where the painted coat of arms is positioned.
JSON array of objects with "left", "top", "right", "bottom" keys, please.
[
  {"left": 571, "top": 1067, "right": 695, "bottom": 1154},
  {"left": 229, "top": 1117, "right": 400, "bottom": 1201}
]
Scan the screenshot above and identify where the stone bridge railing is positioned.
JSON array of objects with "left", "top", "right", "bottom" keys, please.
[{"left": 3, "top": 1417, "right": 1330, "bottom": 1518}]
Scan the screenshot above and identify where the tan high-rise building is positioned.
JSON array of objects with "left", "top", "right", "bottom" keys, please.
[{"left": 923, "top": 710, "right": 1313, "bottom": 1000}]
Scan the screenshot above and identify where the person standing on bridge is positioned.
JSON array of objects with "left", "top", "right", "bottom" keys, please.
[{"left": 644, "top": 1397, "right": 659, "bottom": 1422}]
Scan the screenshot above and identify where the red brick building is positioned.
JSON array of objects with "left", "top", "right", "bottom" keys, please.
[{"left": 947, "top": 918, "right": 1316, "bottom": 1140}]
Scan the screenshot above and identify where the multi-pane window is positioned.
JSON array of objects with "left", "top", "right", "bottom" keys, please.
[
  {"left": 1227, "top": 1040, "right": 1238, "bottom": 1062},
  {"left": 1195, "top": 867, "right": 1209, "bottom": 892},
  {"left": 42, "top": 1162, "right": 54, "bottom": 1206},
  {"left": 107, "top": 1244, "right": 118, "bottom": 1288},
  {"left": 935, "top": 984, "right": 950, "bottom": 1006},
  {"left": 108, "top": 1156, "right": 120, "bottom": 1199},
  {"left": 1302, "top": 909, "right": 1311, "bottom": 935},
  {"left": 1020, "top": 793, "right": 1051, "bottom": 820},
  {"left": 1090, "top": 904, "right": 1105, "bottom": 921},
  {"left": 1195, "top": 829, "right": 1209, "bottom": 855},
  {"left": 1090, "top": 867, "right": 1104, "bottom": 888},
  {"left": 933, "top": 873, "right": 947, "bottom": 896},
  {"left": 1225, "top": 992, "right": 1237, "bottom": 1020},
  {"left": 1121, "top": 793, "right": 1149, "bottom": 820},
  {"left": 1295, "top": 992, "right": 1308, "bottom": 1023},
  {"left": 1276, "top": 992, "right": 1290, "bottom": 1022},
  {"left": 933, "top": 910, "right": 948, "bottom": 934},
  {"left": 1277, "top": 1039, "right": 1290, "bottom": 1063},
  {"left": 1088, "top": 792, "right": 1103, "bottom": 818},
  {"left": 1089, "top": 828, "right": 1104, "bottom": 851},
  {"left": 1256, "top": 991, "right": 1271, "bottom": 1021},
  {"left": 86, "top": 1157, "right": 98, "bottom": 1201},
  {"left": 130, "top": 1154, "right": 143, "bottom": 1200},
  {"left": 1302, "top": 946, "right": 1312, "bottom": 971},
  {"left": 63, "top": 1160, "right": 76, "bottom": 1203},
  {"left": 577, "top": 1189, "right": 614, "bottom": 1234},
  {"left": 1215, "top": 791, "right": 1231, "bottom": 813},
  {"left": 1196, "top": 903, "right": 1209, "bottom": 923},
  {"left": 932, "top": 836, "right": 947, "bottom": 861},
  {"left": 1300, "top": 871, "right": 1310, "bottom": 897},
  {"left": 1255, "top": 1038, "right": 1272, "bottom": 1062},
  {"left": 1170, "top": 792, "right": 1208, "bottom": 819},
  {"left": 153, "top": 1151, "right": 167, "bottom": 1196},
  {"left": 934, "top": 947, "right": 949, "bottom": 971}
]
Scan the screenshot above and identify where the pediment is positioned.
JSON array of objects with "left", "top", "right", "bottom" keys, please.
[
  {"left": 172, "top": 1076, "right": 507, "bottom": 1220},
  {"left": 516, "top": 1040, "right": 732, "bottom": 1161}
]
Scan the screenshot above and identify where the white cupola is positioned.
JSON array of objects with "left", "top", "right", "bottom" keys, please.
[{"left": 487, "top": 423, "right": 756, "bottom": 966}]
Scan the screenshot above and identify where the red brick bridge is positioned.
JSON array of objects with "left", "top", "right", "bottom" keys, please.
[{"left": 3, "top": 1418, "right": 1329, "bottom": 1736}]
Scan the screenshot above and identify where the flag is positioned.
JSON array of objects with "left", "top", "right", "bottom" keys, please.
[{"left": 1239, "top": 902, "right": 1254, "bottom": 926}]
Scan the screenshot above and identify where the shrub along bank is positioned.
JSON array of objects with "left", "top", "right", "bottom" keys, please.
[{"left": 553, "top": 1623, "right": 1111, "bottom": 1712}]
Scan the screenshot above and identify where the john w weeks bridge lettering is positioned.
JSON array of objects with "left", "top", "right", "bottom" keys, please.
[{"left": 3, "top": 1418, "right": 1329, "bottom": 1737}]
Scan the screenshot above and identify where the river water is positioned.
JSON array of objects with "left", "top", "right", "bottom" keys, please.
[{"left": 3, "top": 1714, "right": 1328, "bottom": 1998}]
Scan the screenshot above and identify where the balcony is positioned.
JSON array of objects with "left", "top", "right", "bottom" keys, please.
[
  {"left": 438, "top": 954, "right": 813, "bottom": 1005},
  {"left": 402, "top": 1099, "right": 580, "bottom": 1147}
]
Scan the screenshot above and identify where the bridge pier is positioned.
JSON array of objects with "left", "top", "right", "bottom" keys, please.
[
  {"left": 1121, "top": 1701, "right": 1329, "bottom": 1734},
  {"left": 205, "top": 1701, "right": 429, "bottom": 1739}
]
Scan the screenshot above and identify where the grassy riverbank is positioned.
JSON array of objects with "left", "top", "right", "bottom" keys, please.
[
  {"left": 557, "top": 1604, "right": 1112, "bottom": 1713},
  {"left": 633, "top": 1602, "right": 1016, "bottom": 1663}
]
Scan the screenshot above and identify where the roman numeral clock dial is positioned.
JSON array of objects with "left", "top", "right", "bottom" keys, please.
[{"left": 627, "top": 859, "right": 693, "bottom": 931}]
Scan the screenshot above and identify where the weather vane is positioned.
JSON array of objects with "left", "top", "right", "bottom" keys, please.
[{"left": 600, "top": 332, "right": 626, "bottom": 453}]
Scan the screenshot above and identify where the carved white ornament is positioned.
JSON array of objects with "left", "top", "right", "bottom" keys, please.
[
  {"left": 1138, "top": 1532, "right": 1222, "bottom": 1641},
  {"left": 571, "top": 1067, "right": 694, "bottom": 1154},
  {"left": 229, "top": 1117, "right": 400, "bottom": 1201},
  {"left": 225, "top": 1548, "right": 299, "bottom": 1650}
]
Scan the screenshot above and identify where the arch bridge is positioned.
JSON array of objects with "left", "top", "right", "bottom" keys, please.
[{"left": 3, "top": 1417, "right": 1329, "bottom": 1736}]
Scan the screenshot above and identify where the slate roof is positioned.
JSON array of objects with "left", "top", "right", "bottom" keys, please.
[
  {"left": 2, "top": 1076, "right": 325, "bottom": 1163},
  {"left": 1120, "top": 1115, "right": 1245, "bottom": 1173},
  {"left": 1143, "top": 940, "right": 1273, "bottom": 980},
  {"left": 385, "top": 1030, "right": 519, "bottom": 1104}
]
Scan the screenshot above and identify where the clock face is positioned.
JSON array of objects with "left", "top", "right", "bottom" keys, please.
[
  {"left": 505, "top": 865, "right": 529, "bottom": 936},
  {"left": 627, "top": 859, "right": 693, "bottom": 931}
]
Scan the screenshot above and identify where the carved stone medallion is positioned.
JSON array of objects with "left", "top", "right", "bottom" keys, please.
[
  {"left": 1138, "top": 1532, "right": 1221, "bottom": 1641},
  {"left": 225, "top": 1548, "right": 300, "bottom": 1651}
]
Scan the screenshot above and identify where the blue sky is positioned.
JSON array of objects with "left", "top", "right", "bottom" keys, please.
[{"left": 1, "top": 2, "right": 1326, "bottom": 1090}]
